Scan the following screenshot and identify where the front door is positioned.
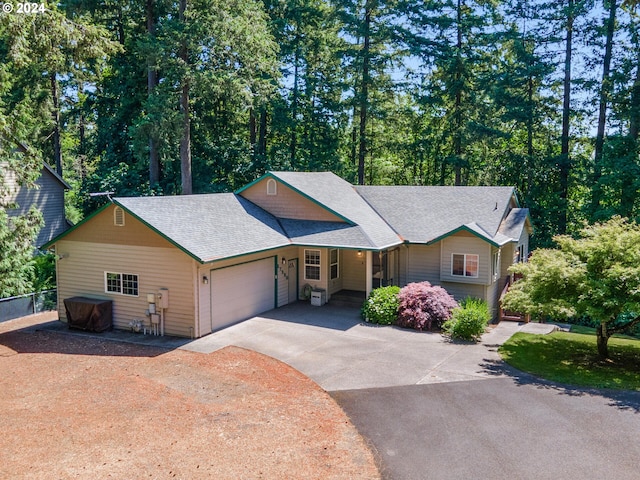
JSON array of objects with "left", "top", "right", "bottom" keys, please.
[{"left": 287, "top": 259, "right": 298, "bottom": 303}]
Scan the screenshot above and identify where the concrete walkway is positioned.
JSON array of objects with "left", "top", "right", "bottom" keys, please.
[{"left": 182, "top": 302, "right": 556, "bottom": 391}]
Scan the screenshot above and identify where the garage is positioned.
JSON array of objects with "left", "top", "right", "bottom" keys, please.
[{"left": 210, "top": 257, "right": 276, "bottom": 331}]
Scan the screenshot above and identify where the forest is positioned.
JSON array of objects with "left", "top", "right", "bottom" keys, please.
[{"left": 1, "top": 0, "right": 639, "bottom": 251}]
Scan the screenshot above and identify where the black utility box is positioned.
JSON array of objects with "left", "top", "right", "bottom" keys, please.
[{"left": 63, "top": 297, "right": 113, "bottom": 332}]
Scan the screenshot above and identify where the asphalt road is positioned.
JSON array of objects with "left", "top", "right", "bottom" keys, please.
[{"left": 332, "top": 376, "right": 640, "bottom": 480}]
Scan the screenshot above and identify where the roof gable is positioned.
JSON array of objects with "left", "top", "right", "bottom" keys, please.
[
  {"left": 237, "top": 173, "right": 349, "bottom": 223},
  {"left": 263, "top": 172, "right": 401, "bottom": 249},
  {"left": 356, "top": 185, "right": 524, "bottom": 245},
  {"left": 114, "top": 194, "right": 290, "bottom": 263}
]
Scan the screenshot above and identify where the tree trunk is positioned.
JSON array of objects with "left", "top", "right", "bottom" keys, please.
[
  {"left": 78, "top": 89, "right": 87, "bottom": 181},
  {"left": 50, "top": 73, "right": 62, "bottom": 177},
  {"left": 179, "top": 0, "right": 192, "bottom": 195},
  {"left": 259, "top": 107, "right": 267, "bottom": 160},
  {"left": 249, "top": 107, "right": 257, "bottom": 151},
  {"left": 453, "top": 0, "right": 464, "bottom": 186},
  {"left": 358, "top": 4, "right": 372, "bottom": 186},
  {"left": 559, "top": 0, "right": 573, "bottom": 234},
  {"left": 591, "top": 0, "right": 618, "bottom": 217},
  {"left": 147, "top": 0, "right": 160, "bottom": 187},
  {"left": 290, "top": 44, "right": 300, "bottom": 166},
  {"left": 597, "top": 322, "right": 610, "bottom": 359},
  {"left": 630, "top": 45, "right": 640, "bottom": 141}
]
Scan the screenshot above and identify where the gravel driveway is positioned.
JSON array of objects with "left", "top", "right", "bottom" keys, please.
[{"left": 0, "top": 313, "right": 379, "bottom": 479}]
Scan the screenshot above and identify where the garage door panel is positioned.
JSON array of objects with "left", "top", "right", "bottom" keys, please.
[{"left": 211, "top": 258, "right": 275, "bottom": 331}]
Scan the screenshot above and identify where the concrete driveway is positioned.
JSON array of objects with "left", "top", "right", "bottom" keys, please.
[
  {"left": 183, "top": 302, "right": 552, "bottom": 391},
  {"left": 185, "top": 302, "right": 640, "bottom": 480}
]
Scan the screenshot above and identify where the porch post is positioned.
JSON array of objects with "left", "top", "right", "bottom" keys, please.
[{"left": 365, "top": 250, "right": 373, "bottom": 296}]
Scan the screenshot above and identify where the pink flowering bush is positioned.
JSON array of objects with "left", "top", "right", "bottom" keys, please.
[{"left": 397, "top": 282, "right": 459, "bottom": 331}]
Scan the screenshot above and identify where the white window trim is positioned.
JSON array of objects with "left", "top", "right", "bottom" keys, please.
[
  {"left": 492, "top": 250, "right": 500, "bottom": 280},
  {"left": 104, "top": 271, "right": 139, "bottom": 297},
  {"left": 304, "top": 249, "right": 321, "bottom": 281},
  {"left": 451, "top": 253, "right": 479, "bottom": 278},
  {"left": 266, "top": 178, "right": 277, "bottom": 196},
  {"left": 330, "top": 248, "right": 339, "bottom": 280}
]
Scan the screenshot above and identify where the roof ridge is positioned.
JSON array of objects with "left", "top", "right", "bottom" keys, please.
[{"left": 354, "top": 186, "right": 404, "bottom": 242}]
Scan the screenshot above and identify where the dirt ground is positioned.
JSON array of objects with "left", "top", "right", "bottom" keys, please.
[{"left": 0, "top": 314, "right": 380, "bottom": 479}]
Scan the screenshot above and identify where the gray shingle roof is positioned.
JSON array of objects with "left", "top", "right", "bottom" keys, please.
[
  {"left": 61, "top": 174, "right": 530, "bottom": 264},
  {"left": 279, "top": 219, "right": 373, "bottom": 247},
  {"left": 115, "top": 194, "right": 290, "bottom": 262},
  {"left": 270, "top": 172, "right": 401, "bottom": 249},
  {"left": 498, "top": 208, "right": 531, "bottom": 240},
  {"left": 355, "top": 185, "right": 521, "bottom": 244}
]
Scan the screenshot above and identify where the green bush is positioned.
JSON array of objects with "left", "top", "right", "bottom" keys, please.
[
  {"left": 361, "top": 286, "right": 401, "bottom": 325},
  {"left": 442, "top": 297, "right": 490, "bottom": 342}
]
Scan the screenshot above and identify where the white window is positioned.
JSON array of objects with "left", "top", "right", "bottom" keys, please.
[
  {"left": 330, "top": 249, "right": 339, "bottom": 280},
  {"left": 304, "top": 249, "right": 321, "bottom": 281},
  {"left": 518, "top": 244, "right": 526, "bottom": 263},
  {"left": 266, "top": 178, "right": 277, "bottom": 196},
  {"left": 105, "top": 272, "right": 139, "bottom": 296},
  {"left": 492, "top": 251, "right": 500, "bottom": 279},
  {"left": 452, "top": 254, "right": 479, "bottom": 278},
  {"left": 114, "top": 207, "right": 125, "bottom": 226}
]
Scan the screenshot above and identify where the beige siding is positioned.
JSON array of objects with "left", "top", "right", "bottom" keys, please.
[
  {"left": 240, "top": 178, "right": 344, "bottom": 222},
  {"left": 404, "top": 244, "right": 441, "bottom": 285},
  {"left": 327, "top": 249, "right": 343, "bottom": 295},
  {"left": 276, "top": 247, "right": 300, "bottom": 306},
  {"left": 64, "top": 204, "right": 175, "bottom": 248},
  {"left": 440, "top": 232, "right": 492, "bottom": 285},
  {"left": 486, "top": 279, "right": 501, "bottom": 320},
  {"left": 342, "top": 249, "right": 366, "bottom": 291},
  {"left": 56, "top": 240, "right": 195, "bottom": 337},
  {"left": 501, "top": 243, "right": 515, "bottom": 279},
  {"left": 440, "top": 282, "right": 485, "bottom": 303}
]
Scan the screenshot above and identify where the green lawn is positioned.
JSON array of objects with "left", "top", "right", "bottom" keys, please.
[{"left": 499, "top": 329, "right": 640, "bottom": 391}]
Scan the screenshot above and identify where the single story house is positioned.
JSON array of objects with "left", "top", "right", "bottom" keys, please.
[{"left": 44, "top": 171, "right": 532, "bottom": 338}]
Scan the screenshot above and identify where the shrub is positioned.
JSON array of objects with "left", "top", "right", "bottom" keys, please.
[
  {"left": 397, "top": 282, "right": 458, "bottom": 331},
  {"left": 361, "top": 286, "right": 400, "bottom": 325},
  {"left": 442, "top": 297, "right": 490, "bottom": 342}
]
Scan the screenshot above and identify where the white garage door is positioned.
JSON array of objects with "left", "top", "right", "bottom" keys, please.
[{"left": 210, "top": 257, "right": 275, "bottom": 331}]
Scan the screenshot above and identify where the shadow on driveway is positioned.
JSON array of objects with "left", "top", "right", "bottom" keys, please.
[{"left": 478, "top": 356, "right": 640, "bottom": 413}]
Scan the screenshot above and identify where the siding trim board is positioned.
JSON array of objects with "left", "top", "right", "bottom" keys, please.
[{"left": 427, "top": 224, "right": 502, "bottom": 248}]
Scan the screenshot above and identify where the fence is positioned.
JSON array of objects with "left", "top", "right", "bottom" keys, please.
[{"left": 0, "top": 289, "right": 57, "bottom": 323}]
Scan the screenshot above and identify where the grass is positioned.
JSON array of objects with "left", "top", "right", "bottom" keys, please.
[{"left": 499, "top": 330, "right": 640, "bottom": 391}]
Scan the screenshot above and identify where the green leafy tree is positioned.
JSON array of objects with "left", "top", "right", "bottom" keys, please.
[
  {"left": 503, "top": 217, "right": 640, "bottom": 358},
  {"left": 0, "top": 207, "right": 43, "bottom": 297}
]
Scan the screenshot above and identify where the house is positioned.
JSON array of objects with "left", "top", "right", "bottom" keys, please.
[
  {"left": 2, "top": 140, "right": 71, "bottom": 248},
  {"left": 44, "top": 171, "right": 532, "bottom": 338}
]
